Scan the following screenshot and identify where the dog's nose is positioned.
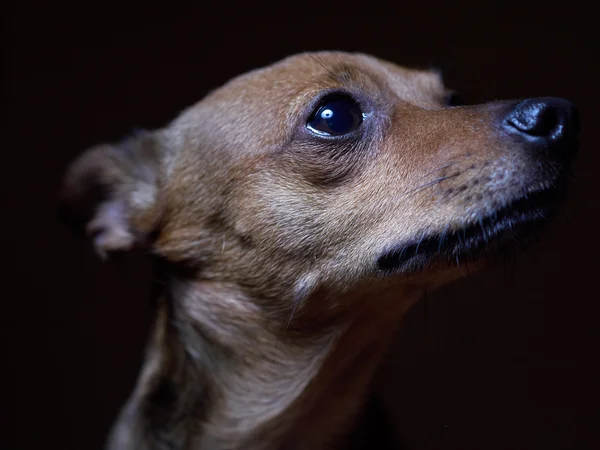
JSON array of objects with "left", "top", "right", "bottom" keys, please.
[{"left": 503, "top": 97, "right": 580, "bottom": 156}]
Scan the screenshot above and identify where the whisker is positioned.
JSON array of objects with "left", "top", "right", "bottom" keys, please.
[
  {"left": 456, "top": 229, "right": 464, "bottom": 247},
  {"left": 275, "top": 297, "right": 302, "bottom": 349},
  {"left": 418, "top": 162, "right": 455, "bottom": 180},
  {"left": 477, "top": 215, "right": 487, "bottom": 243},
  {"left": 278, "top": 275, "right": 316, "bottom": 342},
  {"left": 414, "top": 231, "right": 427, "bottom": 254},
  {"left": 306, "top": 52, "right": 337, "bottom": 79},
  {"left": 403, "top": 174, "right": 459, "bottom": 196},
  {"left": 379, "top": 172, "right": 461, "bottom": 212},
  {"left": 284, "top": 297, "right": 302, "bottom": 333},
  {"left": 438, "top": 223, "right": 450, "bottom": 252}
]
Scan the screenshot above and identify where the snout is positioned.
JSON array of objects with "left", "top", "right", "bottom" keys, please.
[{"left": 503, "top": 97, "right": 580, "bottom": 160}]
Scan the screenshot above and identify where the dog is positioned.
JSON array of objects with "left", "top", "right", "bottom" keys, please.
[{"left": 59, "top": 51, "right": 580, "bottom": 450}]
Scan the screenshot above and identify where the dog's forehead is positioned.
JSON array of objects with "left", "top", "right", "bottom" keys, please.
[
  {"left": 216, "top": 52, "right": 446, "bottom": 105},
  {"left": 271, "top": 52, "right": 446, "bottom": 100}
]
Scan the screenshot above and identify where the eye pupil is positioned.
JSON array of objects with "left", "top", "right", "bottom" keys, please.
[
  {"left": 307, "top": 94, "right": 363, "bottom": 136},
  {"left": 321, "top": 109, "right": 334, "bottom": 119}
]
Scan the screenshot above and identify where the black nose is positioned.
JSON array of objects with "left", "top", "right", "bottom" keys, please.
[{"left": 503, "top": 97, "right": 580, "bottom": 156}]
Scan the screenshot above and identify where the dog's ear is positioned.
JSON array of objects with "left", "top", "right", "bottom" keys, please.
[{"left": 60, "top": 130, "right": 165, "bottom": 259}]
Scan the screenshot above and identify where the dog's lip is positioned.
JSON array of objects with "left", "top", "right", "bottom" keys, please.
[{"left": 376, "top": 185, "right": 564, "bottom": 273}]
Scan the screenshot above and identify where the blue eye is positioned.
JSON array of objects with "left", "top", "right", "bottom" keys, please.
[{"left": 307, "top": 94, "right": 364, "bottom": 136}]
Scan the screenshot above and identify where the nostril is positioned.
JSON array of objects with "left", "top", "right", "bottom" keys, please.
[
  {"left": 502, "top": 97, "right": 580, "bottom": 161},
  {"left": 505, "top": 100, "right": 560, "bottom": 138},
  {"left": 504, "top": 97, "right": 581, "bottom": 146}
]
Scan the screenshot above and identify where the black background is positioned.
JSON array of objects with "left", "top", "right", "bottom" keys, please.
[{"left": 3, "top": 3, "right": 599, "bottom": 449}]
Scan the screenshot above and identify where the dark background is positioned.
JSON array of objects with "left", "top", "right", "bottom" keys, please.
[{"left": 3, "top": 3, "right": 599, "bottom": 449}]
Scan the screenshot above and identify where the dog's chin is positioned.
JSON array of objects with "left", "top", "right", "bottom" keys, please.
[{"left": 377, "top": 184, "right": 568, "bottom": 275}]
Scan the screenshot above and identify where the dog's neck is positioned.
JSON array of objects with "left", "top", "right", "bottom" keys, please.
[{"left": 107, "top": 276, "right": 424, "bottom": 450}]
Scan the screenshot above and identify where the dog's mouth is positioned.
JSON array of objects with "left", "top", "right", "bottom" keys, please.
[{"left": 377, "top": 184, "right": 567, "bottom": 274}]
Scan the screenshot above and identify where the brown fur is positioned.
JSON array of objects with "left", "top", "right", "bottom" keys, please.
[{"left": 60, "top": 52, "right": 576, "bottom": 449}]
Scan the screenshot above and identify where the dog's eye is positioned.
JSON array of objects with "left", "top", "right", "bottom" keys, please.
[
  {"left": 307, "top": 94, "right": 364, "bottom": 136},
  {"left": 445, "top": 91, "right": 465, "bottom": 107}
]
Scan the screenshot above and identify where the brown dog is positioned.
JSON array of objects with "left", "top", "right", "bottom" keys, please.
[{"left": 60, "top": 52, "right": 580, "bottom": 450}]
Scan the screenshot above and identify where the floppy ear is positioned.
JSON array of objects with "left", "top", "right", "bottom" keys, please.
[{"left": 60, "top": 130, "right": 165, "bottom": 259}]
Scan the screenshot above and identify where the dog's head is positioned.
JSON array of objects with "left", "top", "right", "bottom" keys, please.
[{"left": 61, "top": 52, "right": 579, "bottom": 330}]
